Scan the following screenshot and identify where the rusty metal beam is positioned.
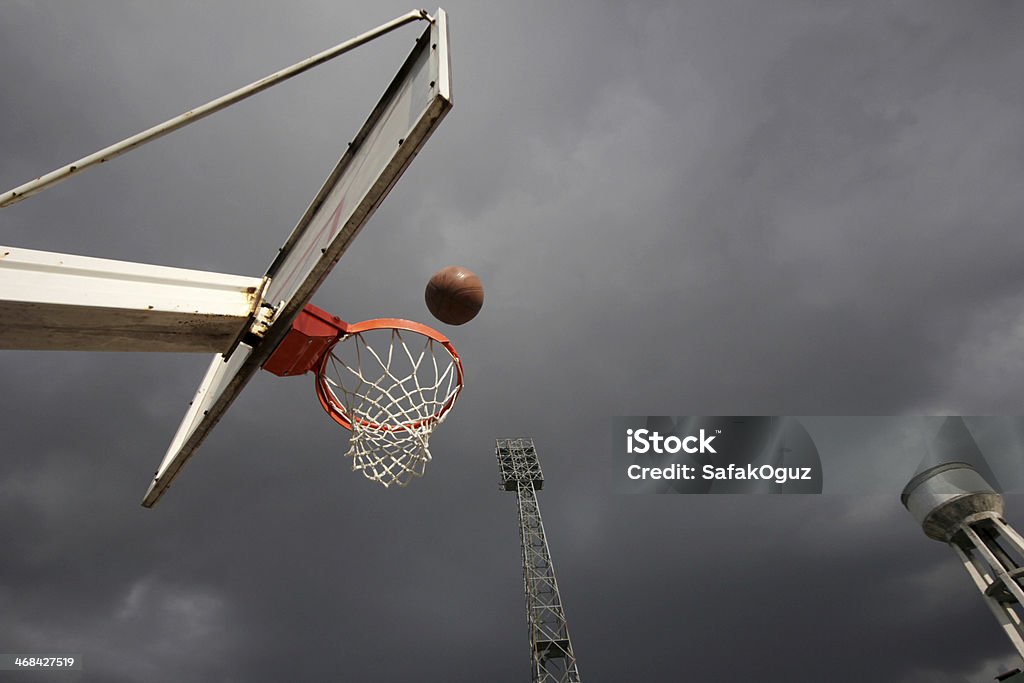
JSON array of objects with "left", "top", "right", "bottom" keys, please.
[{"left": 0, "top": 246, "right": 262, "bottom": 353}]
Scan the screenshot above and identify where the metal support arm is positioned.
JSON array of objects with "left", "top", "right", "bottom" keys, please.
[
  {"left": 1, "top": 9, "right": 432, "bottom": 207},
  {"left": 0, "top": 246, "right": 265, "bottom": 352}
]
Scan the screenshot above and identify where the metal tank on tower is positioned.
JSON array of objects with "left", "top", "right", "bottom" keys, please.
[
  {"left": 496, "top": 438, "right": 582, "bottom": 683},
  {"left": 903, "top": 460, "right": 1024, "bottom": 672}
]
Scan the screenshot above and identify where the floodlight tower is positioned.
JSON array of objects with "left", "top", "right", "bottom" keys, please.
[
  {"left": 496, "top": 438, "right": 582, "bottom": 683},
  {"left": 902, "top": 462, "right": 1024, "bottom": 663}
]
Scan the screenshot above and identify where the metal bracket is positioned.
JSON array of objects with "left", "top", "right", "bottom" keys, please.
[
  {"left": 223, "top": 276, "right": 275, "bottom": 359},
  {"left": 248, "top": 301, "right": 278, "bottom": 339}
]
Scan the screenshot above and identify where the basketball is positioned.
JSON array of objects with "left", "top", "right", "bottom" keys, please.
[{"left": 425, "top": 266, "right": 484, "bottom": 325}]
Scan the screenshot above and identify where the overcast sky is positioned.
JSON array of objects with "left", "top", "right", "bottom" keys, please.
[{"left": 4, "top": 1, "right": 1024, "bottom": 681}]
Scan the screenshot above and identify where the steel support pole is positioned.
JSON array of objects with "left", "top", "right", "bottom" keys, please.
[{"left": 497, "top": 438, "right": 582, "bottom": 683}]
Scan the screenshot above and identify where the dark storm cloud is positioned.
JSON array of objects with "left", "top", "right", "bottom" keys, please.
[{"left": 4, "top": 1, "right": 1024, "bottom": 682}]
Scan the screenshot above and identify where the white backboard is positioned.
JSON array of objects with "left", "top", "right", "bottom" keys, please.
[{"left": 142, "top": 9, "right": 452, "bottom": 507}]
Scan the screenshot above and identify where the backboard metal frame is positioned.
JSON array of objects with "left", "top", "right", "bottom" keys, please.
[{"left": 142, "top": 9, "right": 452, "bottom": 507}]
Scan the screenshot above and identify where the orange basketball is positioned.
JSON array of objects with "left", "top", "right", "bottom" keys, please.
[{"left": 425, "top": 266, "right": 484, "bottom": 325}]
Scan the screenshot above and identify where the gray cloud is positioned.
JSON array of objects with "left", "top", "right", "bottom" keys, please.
[{"left": 4, "top": 1, "right": 1024, "bottom": 681}]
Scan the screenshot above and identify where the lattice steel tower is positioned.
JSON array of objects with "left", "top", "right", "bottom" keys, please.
[{"left": 496, "top": 438, "right": 582, "bottom": 683}]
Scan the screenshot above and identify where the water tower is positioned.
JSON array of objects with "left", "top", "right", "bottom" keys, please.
[{"left": 902, "top": 461, "right": 1024, "bottom": 665}]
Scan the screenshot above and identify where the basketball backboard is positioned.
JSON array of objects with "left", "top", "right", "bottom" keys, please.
[{"left": 140, "top": 9, "right": 451, "bottom": 506}]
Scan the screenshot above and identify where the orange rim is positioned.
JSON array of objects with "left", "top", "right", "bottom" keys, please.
[{"left": 314, "top": 318, "right": 464, "bottom": 432}]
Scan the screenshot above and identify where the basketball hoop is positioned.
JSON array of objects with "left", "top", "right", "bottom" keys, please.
[{"left": 263, "top": 306, "right": 464, "bottom": 487}]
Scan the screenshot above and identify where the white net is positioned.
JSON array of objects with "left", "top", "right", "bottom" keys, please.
[{"left": 317, "top": 326, "right": 463, "bottom": 487}]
